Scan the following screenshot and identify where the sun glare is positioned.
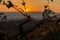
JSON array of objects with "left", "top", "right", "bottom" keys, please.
[
  {"left": 26, "top": 8, "right": 29, "bottom": 12},
  {"left": 24, "top": 8, "right": 30, "bottom": 12}
]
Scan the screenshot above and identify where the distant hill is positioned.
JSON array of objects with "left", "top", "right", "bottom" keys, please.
[{"left": 0, "top": 12, "right": 60, "bottom": 21}]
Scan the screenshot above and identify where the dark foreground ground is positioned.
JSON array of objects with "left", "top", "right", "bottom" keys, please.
[{"left": 0, "top": 18, "right": 60, "bottom": 40}]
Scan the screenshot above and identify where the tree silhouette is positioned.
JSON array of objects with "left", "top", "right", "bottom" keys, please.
[
  {"left": 22, "top": 0, "right": 26, "bottom": 11},
  {"left": 5, "top": 1, "right": 14, "bottom": 8},
  {"left": 0, "top": 0, "right": 31, "bottom": 19}
]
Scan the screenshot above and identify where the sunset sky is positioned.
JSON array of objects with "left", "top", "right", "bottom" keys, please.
[{"left": 0, "top": 0, "right": 60, "bottom": 12}]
